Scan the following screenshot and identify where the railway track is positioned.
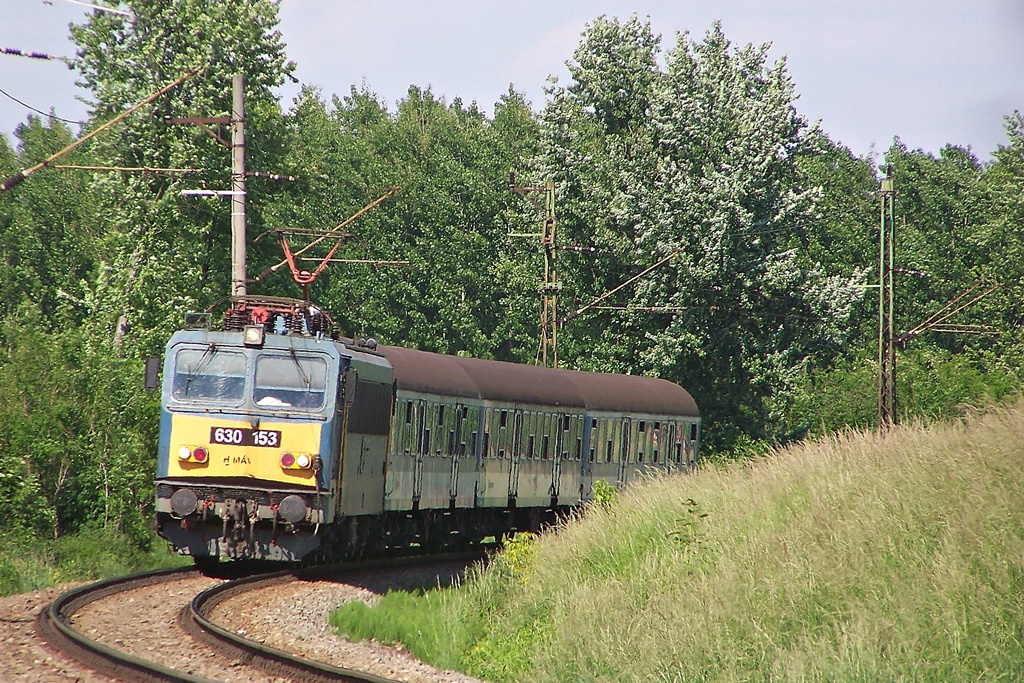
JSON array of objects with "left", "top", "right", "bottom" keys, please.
[{"left": 35, "top": 555, "right": 484, "bottom": 683}]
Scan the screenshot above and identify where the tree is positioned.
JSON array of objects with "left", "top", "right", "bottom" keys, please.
[
  {"left": 538, "top": 17, "right": 865, "bottom": 450},
  {"left": 69, "top": 0, "right": 295, "bottom": 358},
  {"left": 0, "top": 118, "right": 100, "bottom": 322},
  {"left": 267, "top": 84, "right": 540, "bottom": 360}
]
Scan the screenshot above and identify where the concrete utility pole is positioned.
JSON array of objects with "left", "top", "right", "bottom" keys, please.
[
  {"left": 231, "top": 74, "right": 247, "bottom": 297},
  {"left": 877, "top": 168, "right": 896, "bottom": 429}
]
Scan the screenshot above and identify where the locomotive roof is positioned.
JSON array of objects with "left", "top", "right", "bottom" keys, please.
[{"left": 377, "top": 345, "right": 699, "bottom": 418}]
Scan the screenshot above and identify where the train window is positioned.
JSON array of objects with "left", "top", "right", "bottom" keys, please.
[
  {"left": 563, "top": 415, "right": 571, "bottom": 431},
  {"left": 172, "top": 347, "right": 246, "bottom": 403},
  {"left": 469, "top": 431, "right": 478, "bottom": 457},
  {"left": 589, "top": 447, "right": 595, "bottom": 462},
  {"left": 639, "top": 421, "right": 646, "bottom": 432},
  {"left": 606, "top": 440, "right": 613, "bottom": 463},
  {"left": 438, "top": 404, "right": 445, "bottom": 425},
  {"left": 500, "top": 410, "right": 508, "bottom": 428},
  {"left": 676, "top": 442, "right": 683, "bottom": 462},
  {"left": 482, "top": 432, "right": 490, "bottom": 458},
  {"left": 498, "top": 448, "right": 505, "bottom": 459},
  {"left": 423, "top": 428, "right": 431, "bottom": 455},
  {"left": 528, "top": 435, "right": 535, "bottom": 460},
  {"left": 654, "top": 421, "right": 660, "bottom": 431},
  {"left": 405, "top": 401, "right": 413, "bottom": 424},
  {"left": 690, "top": 424, "right": 698, "bottom": 442},
  {"left": 542, "top": 435, "right": 550, "bottom": 460},
  {"left": 576, "top": 437, "right": 582, "bottom": 461},
  {"left": 253, "top": 354, "right": 327, "bottom": 409}
]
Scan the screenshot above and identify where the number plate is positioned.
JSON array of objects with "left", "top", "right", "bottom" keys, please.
[{"left": 210, "top": 426, "right": 282, "bottom": 447}]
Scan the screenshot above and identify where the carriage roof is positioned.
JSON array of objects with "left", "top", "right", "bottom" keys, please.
[{"left": 377, "top": 345, "right": 699, "bottom": 418}]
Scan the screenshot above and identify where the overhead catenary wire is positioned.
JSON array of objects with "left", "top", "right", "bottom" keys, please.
[
  {"left": 54, "top": 164, "right": 203, "bottom": 174},
  {"left": 0, "top": 87, "right": 85, "bottom": 126},
  {"left": 0, "top": 67, "right": 199, "bottom": 193},
  {"left": 561, "top": 249, "right": 681, "bottom": 323}
]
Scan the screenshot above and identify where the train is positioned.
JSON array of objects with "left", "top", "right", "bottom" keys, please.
[{"left": 153, "top": 296, "right": 700, "bottom": 563}]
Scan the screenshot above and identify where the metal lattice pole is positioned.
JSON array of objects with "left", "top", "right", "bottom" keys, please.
[
  {"left": 510, "top": 175, "right": 560, "bottom": 368},
  {"left": 877, "top": 170, "right": 896, "bottom": 429},
  {"left": 540, "top": 181, "right": 558, "bottom": 368}
]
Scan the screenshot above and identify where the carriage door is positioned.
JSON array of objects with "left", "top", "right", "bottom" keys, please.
[
  {"left": 508, "top": 409, "right": 524, "bottom": 501},
  {"left": 413, "top": 399, "right": 427, "bottom": 507},
  {"left": 549, "top": 413, "right": 566, "bottom": 502},
  {"left": 582, "top": 417, "right": 596, "bottom": 499},
  {"left": 449, "top": 403, "right": 464, "bottom": 502},
  {"left": 617, "top": 417, "right": 631, "bottom": 486}
]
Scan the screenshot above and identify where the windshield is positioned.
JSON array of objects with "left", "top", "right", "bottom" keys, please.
[
  {"left": 171, "top": 346, "right": 246, "bottom": 403},
  {"left": 254, "top": 353, "right": 328, "bottom": 410}
]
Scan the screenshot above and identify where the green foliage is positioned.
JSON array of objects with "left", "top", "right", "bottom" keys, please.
[
  {"left": 0, "top": 303, "right": 160, "bottom": 540},
  {"left": 67, "top": 0, "right": 296, "bottom": 359},
  {"left": 591, "top": 478, "right": 618, "bottom": 508},
  {"left": 268, "top": 83, "right": 540, "bottom": 360},
  {"left": 329, "top": 590, "right": 468, "bottom": 669},
  {"left": 0, "top": 527, "right": 189, "bottom": 597},
  {"left": 539, "top": 17, "right": 867, "bottom": 451},
  {"left": 494, "top": 532, "right": 539, "bottom": 583}
]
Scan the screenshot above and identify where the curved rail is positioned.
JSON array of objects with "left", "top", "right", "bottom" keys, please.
[
  {"left": 35, "top": 566, "right": 214, "bottom": 683},
  {"left": 38, "top": 552, "right": 485, "bottom": 683},
  {"left": 185, "top": 569, "right": 398, "bottom": 683},
  {"left": 185, "top": 552, "right": 485, "bottom": 683}
]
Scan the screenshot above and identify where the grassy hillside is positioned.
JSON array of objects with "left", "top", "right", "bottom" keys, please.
[{"left": 331, "top": 404, "right": 1024, "bottom": 681}]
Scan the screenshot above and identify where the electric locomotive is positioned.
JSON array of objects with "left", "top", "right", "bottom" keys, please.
[{"left": 154, "top": 296, "right": 700, "bottom": 563}]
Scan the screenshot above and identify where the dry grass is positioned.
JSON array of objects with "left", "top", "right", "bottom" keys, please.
[
  {"left": 334, "top": 405, "right": 1024, "bottom": 681},
  {"left": 520, "top": 406, "right": 1024, "bottom": 681}
]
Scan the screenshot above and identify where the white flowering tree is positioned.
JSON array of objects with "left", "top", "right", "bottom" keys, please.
[{"left": 539, "top": 16, "right": 866, "bottom": 449}]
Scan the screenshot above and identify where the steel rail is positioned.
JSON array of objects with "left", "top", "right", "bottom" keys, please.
[
  {"left": 38, "top": 552, "right": 485, "bottom": 683},
  {"left": 185, "top": 552, "right": 486, "bottom": 683},
  {"left": 185, "top": 570, "right": 396, "bottom": 683},
  {"left": 35, "top": 566, "right": 216, "bottom": 683}
]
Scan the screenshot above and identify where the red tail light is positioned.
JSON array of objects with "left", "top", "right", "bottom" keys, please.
[
  {"left": 192, "top": 447, "right": 208, "bottom": 463},
  {"left": 280, "top": 452, "right": 295, "bottom": 468}
]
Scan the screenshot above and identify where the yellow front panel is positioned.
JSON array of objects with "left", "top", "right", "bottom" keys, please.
[{"left": 167, "top": 413, "right": 322, "bottom": 486}]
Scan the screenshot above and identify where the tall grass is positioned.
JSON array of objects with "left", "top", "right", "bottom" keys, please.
[{"left": 331, "top": 404, "right": 1024, "bottom": 681}]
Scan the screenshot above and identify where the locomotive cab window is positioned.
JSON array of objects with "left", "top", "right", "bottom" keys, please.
[
  {"left": 171, "top": 346, "right": 246, "bottom": 403},
  {"left": 253, "top": 354, "right": 327, "bottom": 409}
]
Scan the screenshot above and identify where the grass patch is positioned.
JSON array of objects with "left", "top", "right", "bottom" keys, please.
[
  {"left": 330, "top": 403, "right": 1024, "bottom": 681},
  {"left": 0, "top": 526, "right": 189, "bottom": 596}
]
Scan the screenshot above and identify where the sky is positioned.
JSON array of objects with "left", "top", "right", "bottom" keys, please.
[{"left": 2, "top": 0, "right": 1023, "bottom": 161}]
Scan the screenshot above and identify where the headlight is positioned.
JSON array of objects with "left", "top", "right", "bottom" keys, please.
[
  {"left": 177, "top": 445, "right": 210, "bottom": 465},
  {"left": 280, "top": 452, "right": 315, "bottom": 470}
]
